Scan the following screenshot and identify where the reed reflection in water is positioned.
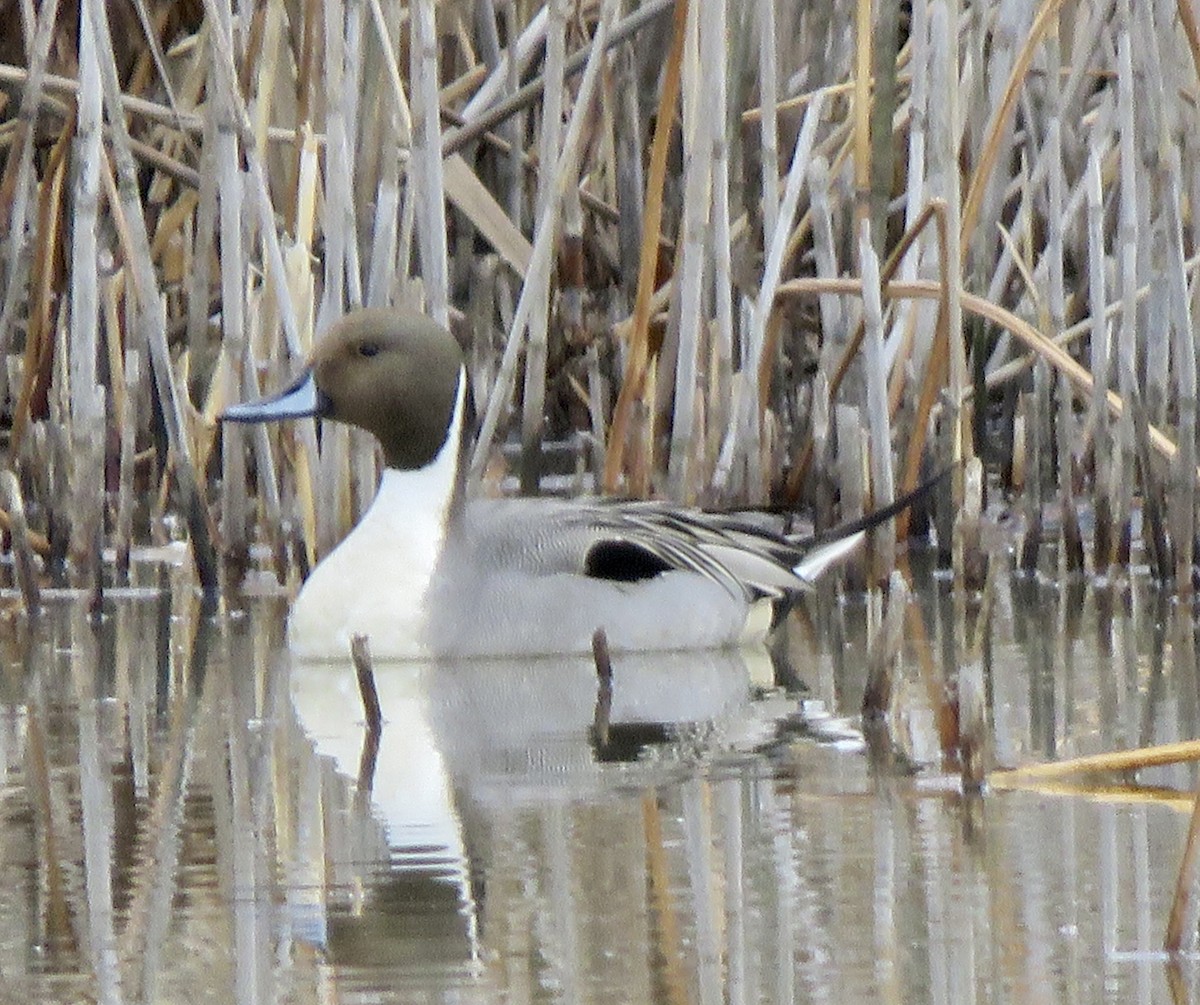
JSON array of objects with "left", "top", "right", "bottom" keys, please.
[{"left": 0, "top": 558, "right": 1199, "bottom": 1004}]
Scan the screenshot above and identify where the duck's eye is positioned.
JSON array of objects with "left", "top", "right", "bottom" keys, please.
[{"left": 357, "top": 342, "right": 381, "bottom": 358}]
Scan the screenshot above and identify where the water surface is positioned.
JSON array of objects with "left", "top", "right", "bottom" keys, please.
[{"left": 1, "top": 555, "right": 1199, "bottom": 1003}]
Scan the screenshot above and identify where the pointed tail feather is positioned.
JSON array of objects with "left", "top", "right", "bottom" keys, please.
[
  {"left": 793, "top": 530, "right": 864, "bottom": 584},
  {"left": 794, "top": 466, "right": 951, "bottom": 549}
]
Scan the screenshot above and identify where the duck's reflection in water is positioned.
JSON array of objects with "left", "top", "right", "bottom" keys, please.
[{"left": 281, "top": 647, "right": 764, "bottom": 971}]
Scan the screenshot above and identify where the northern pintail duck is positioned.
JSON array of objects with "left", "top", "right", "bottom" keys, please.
[{"left": 223, "top": 308, "right": 865, "bottom": 660}]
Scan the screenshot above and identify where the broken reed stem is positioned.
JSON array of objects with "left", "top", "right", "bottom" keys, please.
[
  {"left": 591, "top": 627, "right": 613, "bottom": 749},
  {"left": 350, "top": 633, "right": 382, "bottom": 736},
  {"left": 352, "top": 629, "right": 382, "bottom": 795}
]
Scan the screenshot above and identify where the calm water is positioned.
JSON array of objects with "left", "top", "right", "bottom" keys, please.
[{"left": 2, "top": 552, "right": 1200, "bottom": 1004}]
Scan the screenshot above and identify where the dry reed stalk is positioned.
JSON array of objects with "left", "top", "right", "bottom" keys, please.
[
  {"left": 411, "top": 0, "right": 450, "bottom": 327},
  {"left": 306, "top": 182, "right": 352, "bottom": 550},
  {"left": 809, "top": 371, "right": 835, "bottom": 532},
  {"left": 90, "top": 0, "right": 219, "bottom": 592},
  {"left": 500, "top": 2, "right": 524, "bottom": 226},
  {"left": 459, "top": 4, "right": 547, "bottom": 122},
  {"left": 69, "top": 386, "right": 106, "bottom": 605},
  {"left": 835, "top": 404, "right": 866, "bottom": 589},
  {"left": 1057, "top": 370, "right": 1085, "bottom": 574},
  {"left": 1162, "top": 146, "right": 1196, "bottom": 594},
  {"left": 585, "top": 342, "right": 606, "bottom": 479},
  {"left": 959, "top": 0, "right": 1067, "bottom": 255},
  {"left": 212, "top": 0, "right": 249, "bottom": 576},
  {"left": 443, "top": 153, "right": 533, "bottom": 277},
  {"left": 776, "top": 277, "right": 1200, "bottom": 482},
  {"left": 468, "top": 0, "right": 615, "bottom": 483},
  {"left": 708, "top": 52, "right": 734, "bottom": 489},
  {"left": 736, "top": 92, "right": 827, "bottom": 500},
  {"left": 11, "top": 110, "right": 70, "bottom": 462},
  {"left": 757, "top": 0, "right": 779, "bottom": 244},
  {"left": 0, "top": 0, "right": 62, "bottom": 384},
  {"left": 115, "top": 347, "right": 140, "bottom": 579},
  {"left": 1114, "top": 10, "right": 1139, "bottom": 566},
  {"left": 1043, "top": 100, "right": 1084, "bottom": 573},
  {"left": 927, "top": 0, "right": 971, "bottom": 579},
  {"left": 1165, "top": 761, "right": 1200, "bottom": 953},
  {"left": 70, "top": 1, "right": 101, "bottom": 409},
  {"left": 603, "top": 0, "right": 687, "bottom": 491},
  {"left": 1084, "top": 152, "right": 1114, "bottom": 571},
  {"left": 613, "top": 42, "right": 644, "bottom": 309},
  {"left": 444, "top": 0, "right": 672, "bottom": 156},
  {"left": 808, "top": 157, "right": 846, "bottom": 348},
  {"left": 858, "top": 224, "right": 895, "bottom": 579},
  {"left": 788, "top": 199, "right": 951, "bottom": 508},
  {"left": 200, "top": 0, "right": 303, "bottom": 358},
  {"left": 0, "top": 62, "right": 312, "bottom": 142},
  {"left": 956, "top": 455, "right": 987, "bottom": 589},
  {"left": 559, "top": 176, "right": 583, "bottom": 335},
  {"left": 321, "top": 0, "right": 352, "bottom": 317},
  {"left": 868, "top": 0, "right": 900, "bottom": 261},
  {"left": 342, "top": 0, "right": 367, "bottom": 307},
  {"left": 519, "top": 0, "right": 569, "bottom": 493},
  {"left": 777, "top": 121, "right": 853, "bottom": 280},
  {"left": 851, "top": 0, "right": 871, "bottom": 251},
  {"left": 992, "top": 740, "right": 1200, "bottom": 785},
  {"left": 666, "top": 1, "right": 719, "bottom": 500},
  {"left": 1019, "top": 363, "right": 1046, "bottom": 575}
]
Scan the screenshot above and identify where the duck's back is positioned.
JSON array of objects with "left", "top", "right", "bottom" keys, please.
[{"left": 421, "top": 497, "right": 758, "bottom": 658}]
